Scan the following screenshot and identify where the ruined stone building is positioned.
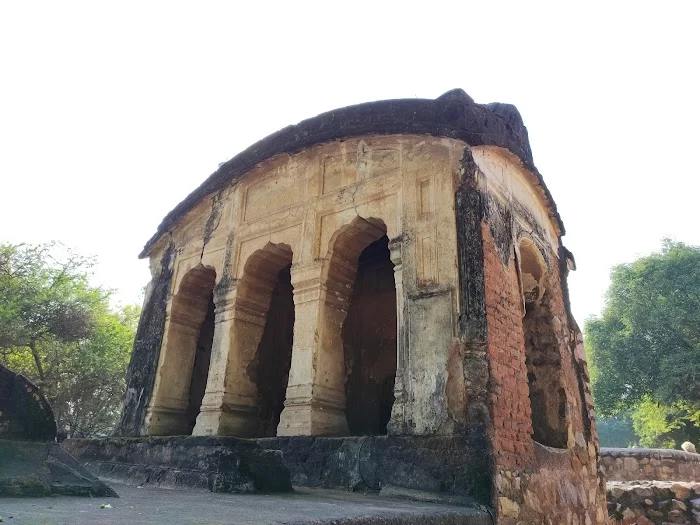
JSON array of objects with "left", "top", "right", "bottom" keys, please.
[{"left": 117, "top": 89, "right": 606, "bottom": 523}]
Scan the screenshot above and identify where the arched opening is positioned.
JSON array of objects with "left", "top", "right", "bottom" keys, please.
[
  {"left": 233, "top": 243, "right": 294, "bottom": 437},
  {"left": 320, "top": 216, "right": 397, "bottom": 436},
  {"left": 519, "top": 240, "right": 568, "bottom": 448},
  {"left": 251, "top": 263, "right": 294, "bottom": 436},
  {"left": 341, "top": 235, "right": 397, "bottom": 435},
  {"left": 185, "top": 293, "right": 215, "bottom": 433},
  {"left": 148, "top": 265, "right": 216, "bottom": 436}
]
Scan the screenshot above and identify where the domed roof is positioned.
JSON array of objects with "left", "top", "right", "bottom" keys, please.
[{"left": 140, "top": 89, "right": 563, "bottom": 257}]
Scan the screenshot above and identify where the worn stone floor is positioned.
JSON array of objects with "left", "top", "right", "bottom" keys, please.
[{"left": 0, "top": 482, "right": 492, "bottom": 525}]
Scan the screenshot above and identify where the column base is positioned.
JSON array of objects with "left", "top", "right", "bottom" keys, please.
[
  {"left": 277, "top": 403, "right": 349, "bottom": 436},
  {"left": 143, "top": 406, "right": 190, "bottom": 436},
  {"left": 192, "top": 404, "right": 259, "bottom": 437},
  {"left": 387, "top": 402, "right": 406, "bottom": 436}
]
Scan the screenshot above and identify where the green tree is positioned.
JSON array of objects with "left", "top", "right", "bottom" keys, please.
[
  {"left": 586, "top": 239, "right": 700, "bottom": 448},
  {"left": 0, "top": 243, "right": 103, "bottom": 382},
  {"left": 629, "top": 399, "right": 700, "bottom": 449},
  {"left": 0, "top": 242, "right": 139, "bottom": 436},
  {"left": 596, "top": 413, "right": 639, "bottom": 448}
]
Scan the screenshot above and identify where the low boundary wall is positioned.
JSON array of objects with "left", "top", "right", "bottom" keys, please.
[{"left": 601, "top": 447, "right": 700, "bottom": 482}]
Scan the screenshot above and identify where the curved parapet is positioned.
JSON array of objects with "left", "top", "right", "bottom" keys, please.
[{"left": 0, "top": 364, "right": 56, "bottom": 441}]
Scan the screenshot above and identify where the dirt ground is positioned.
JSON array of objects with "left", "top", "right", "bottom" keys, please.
[{"left": 0, "top": 482, "right": 492, "bottom": 524}]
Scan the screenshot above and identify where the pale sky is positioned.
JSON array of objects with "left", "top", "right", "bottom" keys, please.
[{"left": 1, "top": 2, "right": 698, "bottom": 324}]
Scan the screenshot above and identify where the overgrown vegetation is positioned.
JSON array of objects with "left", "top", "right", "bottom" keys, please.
[
  {"left": 586, "top": 240, "right": 700, "bottom": 448},
  {"left": 0, "top": 242, "right": 139, "bottom": 437}
]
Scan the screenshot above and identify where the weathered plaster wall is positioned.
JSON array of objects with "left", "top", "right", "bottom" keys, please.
[
  {"left": 135, "top": 135, "right": 467, "bottom": 439},
  {"left": 601, "top": 448, "right": 700, "bottom": 482},
  {"left": 117, "top": 243, "right": 175, "bottom": 436}
]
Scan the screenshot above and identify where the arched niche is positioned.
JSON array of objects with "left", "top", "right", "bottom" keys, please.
[{"left": 518, "top": 238, "right": 568, "bottom": 449}]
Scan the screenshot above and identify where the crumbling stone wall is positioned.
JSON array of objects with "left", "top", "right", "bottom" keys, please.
[
  {"left": 606, "top": 481, "right": 700, "bottom": 524},
  {"left": 602, "top": 449, "right": 700, "bottom": 523},
  {"left": 472, "top": 150, "right": 606, "bottom": 525},
  {"left": 602, "top": 448, "right": 700, "bottom": 483}
]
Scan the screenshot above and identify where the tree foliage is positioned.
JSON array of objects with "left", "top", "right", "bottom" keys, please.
[
  {"left": 630, "top": 399, "right": 700, "bottom": 449},
  {"left": 586, "top": 239, "right": 700, "bottom": 448},
  {"left": 0, "top": 242, "right": 139, "bottom": 437},
  {"left": 596, "top": 413, "right": 639, "bottom": 448}
]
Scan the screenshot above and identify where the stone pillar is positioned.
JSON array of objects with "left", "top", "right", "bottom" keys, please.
[
  {"left": 277, "top": 262, "right": 350, "bottom": 436},
  {"left": 192, "top": 285, "right": 268, "bottom": 437},
  {"left": 387, "top": 238, "right": 407, "bottom": 435}
]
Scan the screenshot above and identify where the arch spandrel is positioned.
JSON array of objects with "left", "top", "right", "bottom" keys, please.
[
  {"left": 473, "top": 146, "right": 560, "bottom": 252},
  {"left": 233, "top": 226, "right": 303, "bottom": 281},
  {"left": 317, "top": 205, "right": 399, "bottom": 263},
  {"left": 170, "top": 249, "right": 227, "bottom": 302}
]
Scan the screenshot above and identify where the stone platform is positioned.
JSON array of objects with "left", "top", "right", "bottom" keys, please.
[
  {"left": 63, "top": 435, "right": 491, "bottom": 506},
  {"left": 62, "top": 436, "right": 291, "bottom": 493}
]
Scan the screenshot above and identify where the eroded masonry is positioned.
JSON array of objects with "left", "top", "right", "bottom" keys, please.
[{"left": 117, "top": 89, "right": 606, "bottom": 523}]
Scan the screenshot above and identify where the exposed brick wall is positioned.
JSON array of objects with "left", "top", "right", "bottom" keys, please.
[
  {"left": 482, "top": 223, "right": 534, "bottom": 470},
  {"left": 482, "top": 223, "right": 607, "bottom": 524}
]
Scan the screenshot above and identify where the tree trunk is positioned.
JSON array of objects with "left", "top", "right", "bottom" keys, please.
[{"left": 29, "top": 339, "right": 45, "bottom": 383}]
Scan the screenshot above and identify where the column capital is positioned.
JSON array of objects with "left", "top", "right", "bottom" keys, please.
[
  {"left": 289, "top": 261, "right": 323, "bottom": 284},
  {"left": 388, "top": 237, "right": 403, "bottom": 268}
]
